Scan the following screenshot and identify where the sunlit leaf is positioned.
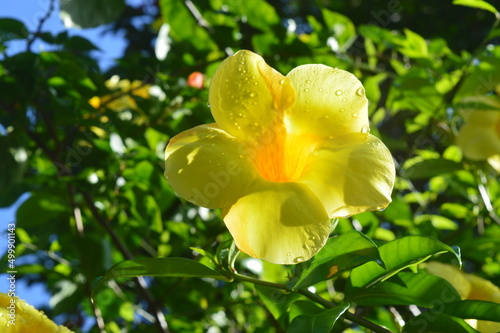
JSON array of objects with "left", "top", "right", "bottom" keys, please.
[
  {"left": 289, "top": 230, "right": 382, "bottom": 289},
  {"left": 453, "top": 0, "right": 498, "bottom": 15},
  {"left": 349, "top": 272, "right": 461, "bottom": 307},
  {"left": 347, "top": 236, "right": 461, "bottom": 291},
  {"left": 93, "top": 257, "right": 231, "bottom": 297}
]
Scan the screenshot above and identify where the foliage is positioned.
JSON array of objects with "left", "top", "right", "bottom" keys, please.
[{"left": 1, "top": 0, "right": 500, "bottom": 332}]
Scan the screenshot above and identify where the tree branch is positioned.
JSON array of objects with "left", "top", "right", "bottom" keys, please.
[{"left": 27, "top": 0, "right": 56, "bottom": 52}]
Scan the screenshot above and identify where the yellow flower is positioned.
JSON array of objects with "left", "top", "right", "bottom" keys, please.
[
  {"left": 456, "top": 96, "right": 500, "bottom": 171},
  {"left": 89, "top": 75, "right": 150, "bottom": 111},
  {"left": 0, "top": 293, "right": 74, "bottom": 333},
  {"left": 425, "top": 262, "right": 500, "bottom": 333},
  {"left": 164, "top": 50, "right": 395, "bottom": 264}
]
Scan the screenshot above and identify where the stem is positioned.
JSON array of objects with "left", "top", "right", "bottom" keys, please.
[
  {"left": 81, "top": 191, "right": 170, "bottom": 333},
  {"left": 476, "top": 169, "right": 500, "bottom": 226},
  {"left": 232, "top": 273, "right": 392, "bottom": 333},
  {"left": 27, "top": 0, "right": 56, "bottom": 52}
]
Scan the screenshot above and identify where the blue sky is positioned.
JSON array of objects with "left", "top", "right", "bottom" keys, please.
[{"left": 1, "top": 0, "right": 130, "bottom": 311}]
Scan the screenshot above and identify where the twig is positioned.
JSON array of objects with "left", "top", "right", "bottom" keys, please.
[
  {"left": 184, "top": 0, "right": 213, "bottom": 34},
  {"left": 233, "top": 273, "right": 392, "bottom": 333},
  {"left": 81, "top": 191, "right": 170, "bottom": 333},
  {"left": 27, "top": 0, "right": 56, "bottom": 52}
]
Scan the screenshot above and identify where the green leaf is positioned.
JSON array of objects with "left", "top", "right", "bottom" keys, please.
[
  {"left": 453, "top": 0, "right": 498, "bottom": 16},
  {"left": 414, "top": 215, "right": 459, "bottom": 230},
  {"left": 349, "top": 272, "right": 461, "bottom": 307},
  {"left": 220, "top": 0, "right": 280, "bottom": 28},
  {"left": 94, "top": 257, "right": 231, "bottom": 297},
  {"left": 442, "top": 300, "right": 500, "bottom": 322},
  {"left": 347, "top": 236, "right": 460, "bottom": 291},
  {"left": 321, "top": 9, "right": 357, "bottom": 52},
  {"left": 287, "top": 304, "right": 350, "bottom": 333},
  {"left": 289, "top": 230, "right": 382, "bottom": 289},
  {"left": 16, "top": 193, "right": 67, "bottom": 227},
  {"left": 160, "top": 0, "right": 214, "bottom": 50},
  {"left": 59, "top": 0, "right": 126, "bottom": 28},
  {"left": 403, "top": 159, "right": 463, "bottom": 180},
  {"left": 403, "top": 313, "right": 479, "bottom": 333},
  {"left": 0, "top": 18, "right": 28, "bottom": 42},
  {"left": 255, "top": 284, "right": 302, "bottom": 329},
  {"left": 398, "top": 28, "right": 429, "bottom": 59}
]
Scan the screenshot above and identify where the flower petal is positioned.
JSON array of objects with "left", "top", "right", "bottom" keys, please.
[
  {"left": 222, "top": 180, "right": 331, "bottom": 264},
  {"left": 283, "top": 64, "right": 369, "bottom": 138},
  {"left": 209, "top": 50, "right": 286, "bottom": 141},
  {"left": 0, "top": 293, "right": 74, "bottom": 332},
  {"left": 165, "top": 124, "right": 257, "bottom": 208},
  {"left": 456, "top": 116, "right": 500, "bottom": 160},
  {"left": 298, "top": 133, "right": 395, "bottom": 217}
]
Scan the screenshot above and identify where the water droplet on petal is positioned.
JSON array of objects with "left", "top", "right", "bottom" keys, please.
[
  {"left": 318, "top": 88, "right": 323, "bottom": 92},
  {"left": 342, "top": 97, "right": 347, "bottom": 102},
  {"left": 352, "top": 113, "right": 358, "bottom": 118},
  {"left": 303, "top": 88, "right": 309, "bottom": 93},
  {"left": 361, "top": 125, "right": 370, "bottom": 134},
  {"left": 207, "top": 101, "right": 211, "bottom": 107},
  {"left": 249, "top": 92, "right": 256, "bottom": 97},
  {"left": 293, "top": 256, "right": 305, "bottom": 263},
  {"left": 279, "top": 79, "right": 285, "bottom": 85},
  {"left": 340, "top": 108, "right": 345, "bottom": 112},
  {"left": 356, "top": 87, "right": 365, "bottom": 97},
  {"left": 335, "top": 90, "right": 343, "bottom": 96},
  {"left": 287, "top": 252, "right": 291, "bottom": 256},
  {"left": 306, "top": 80, "right": 311, "bottom": 84}
]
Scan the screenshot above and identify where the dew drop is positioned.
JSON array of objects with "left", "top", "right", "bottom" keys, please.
[
  {"left": 313, "top": 70, "right": 318, "bottom": 74},
  {"left": 342, "top": 97, "right": 347, "bottom": 102},
  {"left": 340, "top": 108, "right": 345, "bottom": 112},
  {"left": 361, "top": 125, "right": 370, "bottom": 134},
  {"left": 303, "top": 88, "right": 309, "bottom": 93},
  {"left": 352, "top": 112, "right": 358, "bottom": 118},
  {"left": 293, "top": 256, "right": 305, "bottom": 263},
  {"left": 287, "top": 252, "right": 291, "bottom": 256},
  {"left": 249, "top": 92, "right": 256, "bottom": 97},
  {"left": 306, "top": 80, "right": 311, "bottom": 84},
  {"left": 356, "top": 87, "right": 365, "bottom": 97},
  {"left": 318, "top": 88, "right": 323, "bottom": 92},
  {"left": 207, "top": 101, "right": 211, "bottom": 107},
  {"left": 335, "top": 90, "right": 343, "bottom": 96},
  {"left": 279, "top": 79, "right": 285, "bottom": 85}
]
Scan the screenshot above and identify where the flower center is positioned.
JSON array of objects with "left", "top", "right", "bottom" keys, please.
[{"left": 254, "top": 129, "right": 316, "bottom": 182}]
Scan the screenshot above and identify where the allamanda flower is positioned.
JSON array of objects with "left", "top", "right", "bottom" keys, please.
[
  {"left": 0, "top": 293, "right": 74, "bottom": 333},
  {"left": 425, "top": 262, "right": 500, "bottom": 333},
  {"left": 456, "top": 95, "right": 500, "bottom": 172},
  {"left": 165, "top": 50, "right": 395, "bottom": 264}
]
